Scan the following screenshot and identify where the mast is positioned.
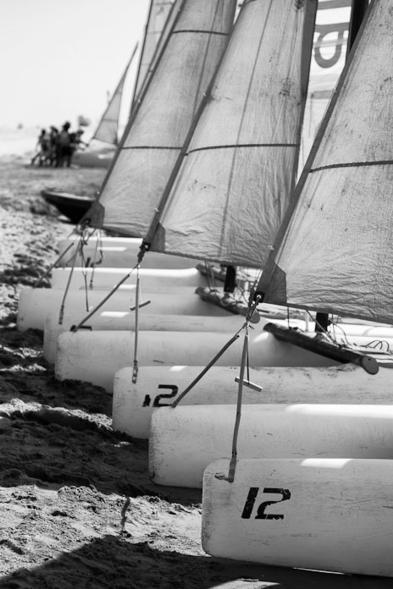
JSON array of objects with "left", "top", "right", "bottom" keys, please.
[
  {"left": 347, "top": 0, "right": 369, "bottom": 51},
  {"left": 91, "top": 43, "right": 138, "bottom": 146}
]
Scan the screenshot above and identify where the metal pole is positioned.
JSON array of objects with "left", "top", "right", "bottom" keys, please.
[{"left": 347, "top": 0, "right": 369, "bottom": 55}]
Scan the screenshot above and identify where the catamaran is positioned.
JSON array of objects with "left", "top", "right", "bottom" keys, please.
[
  {"left": 55, "top": 0, "right": 351, "bottom": 392},
  {"left": 20, "top": 0, "right": 229, "bottom": 330},
  {"left": 51, "top": 0, "right": 393, "bottom": 398},
  {"left": 199, "top": 0, "right": 393, "bottom": 577}
]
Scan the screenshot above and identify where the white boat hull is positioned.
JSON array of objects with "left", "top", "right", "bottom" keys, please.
[
  {"left": 58, "top": 237, "right": 141, "bottom": 249},
  {"left": 55, "top": 330, "right": 337, "bottom": 392},
  {"left": 149, "top": 403, "right": 393, "bottom": 488},
  {"left": 203, "top": 458, "right": 393, "bottom": 577},
  {"left": 43, "top": 313, "right": 246, "bottom": 364},
  {"left": 113, "top": 364, "right": 393, "bottom": 439},
  {"left": 17, "top": 286, "right": 229, "bottom": 331},
  {"left": 50, "top": 267, "right": 207, "bottom": 290},
  {"left": 57, "top": 237, "right": 199, "bottom": 269}
]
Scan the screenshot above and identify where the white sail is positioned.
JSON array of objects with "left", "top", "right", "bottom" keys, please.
[
  {"left": 148, "top": 0, "right": 317, "bottom": 269},
  {"left": 300, "top": 0, "right": 351, "bottom": 166},
  {"left": 260, "top": 0, "right": 393, "bottom": 325},
  {"left": 91, "top": 45, "right": 137, "bottom": 146},
  {"left": 132, "top": 0, "right": 177, "bottom": 107},
  {"left": 88, "top": 0, "right": 236, "bottom": 236}
]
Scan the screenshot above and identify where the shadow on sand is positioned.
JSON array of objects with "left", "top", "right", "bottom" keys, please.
[
  {"left": 0, "top": 396, "right": 200, "bottom": 506},
  {"left": 0, "top": 534, "right": 391, "bottom": 589}
]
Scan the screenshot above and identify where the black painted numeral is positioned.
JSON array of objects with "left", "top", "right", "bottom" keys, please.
[
  {"left": 241, "top": 487, "right": 291, "bottom": 520},
  {"left": 241, "top": 487, "right": 259, "bottom": 519},
  {"left": 143, "top": 384, "right": 179, "bottom": 407},
  {"left": 153, "top": 384, "right": 179, "bottom": 407}
]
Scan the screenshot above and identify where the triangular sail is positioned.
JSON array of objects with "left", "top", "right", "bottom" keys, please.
[
  {"left": 148, "top": 0, "right": 317, "bottom": 269},
  {"left": 91, "top": 44, "right": 138, "bottom": 146},
  {"left": 132, "top": 0, "right": 177, "bottom": 111},
  {"left": 87, "top": 0, "right": 237, "bottom": 236},
  {"left": 259, "top": 0, "right": 393, "bottom": 325}
]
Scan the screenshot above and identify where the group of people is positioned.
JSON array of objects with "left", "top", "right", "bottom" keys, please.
[{"left": 31, "top": 122, "right": 88, "bottom": 168}]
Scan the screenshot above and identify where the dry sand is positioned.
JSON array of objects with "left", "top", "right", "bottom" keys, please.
[{"left": 0, "top": 153, "right": 391, "bottom": 588}]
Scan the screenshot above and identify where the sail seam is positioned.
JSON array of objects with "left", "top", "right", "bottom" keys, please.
[
  {"left": 188, "top": 143, "right": 299, "bottom": 155},
  {"left": 120, "top": 145, "right": 181, "bottom": 150},
  {"left": 172, "top": 29, "right": 229, "bottom": 36},
  {"left": 311, "top": 160, "right": 393, "bottom": 173}
]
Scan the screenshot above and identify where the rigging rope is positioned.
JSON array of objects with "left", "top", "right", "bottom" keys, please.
[
  {"left": 227, "top": 294, "right": 260, "bottom": 483},
  {"left": 81, "top": 261, "right": 90, "bottom": 313},
  {"left": 132, "top": 265, "right": 141, "bottom": 384},
  {"left": 362, "top": 339, "right": 392, "bottom": 354},
  {"left": 77, "top": 232, "right": 93, "bottom": 313},
  {"left": 58, "top": 235, "right": 84, "bottom": 325},
  {"left": 33, "top": 225, "right": 80, "bottom": 288},
  {"left": 171, "top": 325, "right": 246, "bottom": 408},
  {"left": 88, "top": 230, "right": 103, "bottom": 269},
  {"left": 308, "top": 310, "right": 358, "bottom": 349},
  {"left": 33, "top": 242, "right": 74, "bottom": 288},
  {"left": 204, "top": 260, "right": 216, "bottom": 290},
  {"left": 227, "top": 324, "right": 249, "bottom": 483},
  {"left": 70, "top": 264, "right": 139, "bottom": 331}
]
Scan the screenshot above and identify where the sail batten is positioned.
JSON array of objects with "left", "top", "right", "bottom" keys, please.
[
  {"left": 260, "top": 0, "right": 393, "bottom": 326},
  {"left": 149, "top": 0, "right": 317, "bottom": 269},
  {"left": 188, "top": 144, "right": 300, "bottom": 153},
  {"left": 88, "top": 0, "right": 236, "bottom": 237},
  {"left": 121, "top": 146, "right": 182, "bottom": 150},
  {"left": 310, "top": 160, "right": 393, "bottom": 173}
]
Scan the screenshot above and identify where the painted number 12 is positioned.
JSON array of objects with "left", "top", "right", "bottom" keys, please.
[
  {"left": 143, "top": 384, "right": 179, "bottom": 407},
  {"left": 241, "top": 487, "right": 291, "bottom": 520}
]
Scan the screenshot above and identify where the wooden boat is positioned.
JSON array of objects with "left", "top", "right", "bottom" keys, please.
[{"left": 40, "top": 190, "right": 94, "bottom": 224}]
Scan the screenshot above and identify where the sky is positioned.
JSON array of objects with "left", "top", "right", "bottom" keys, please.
[
  {"left": 0, "top": 0, "right": 149, "bottom": 130},
  {"left": 0, "top": 0, "right": 353, "bottom": 135}
]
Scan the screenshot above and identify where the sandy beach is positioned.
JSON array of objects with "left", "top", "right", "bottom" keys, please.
[{"left": 0, "top": 141, "right": 392, "bottom": 588}]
